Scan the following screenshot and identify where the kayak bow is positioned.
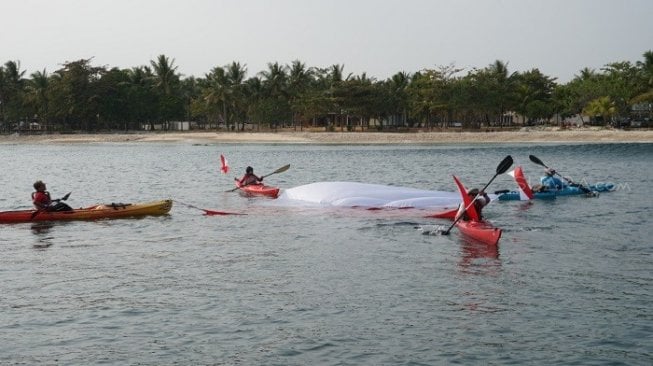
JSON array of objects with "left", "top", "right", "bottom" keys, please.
[{"left": 455, "top": 220, "right": 502, "bottom": 246}]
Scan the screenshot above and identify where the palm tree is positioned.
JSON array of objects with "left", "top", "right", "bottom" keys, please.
[
  {"left": 388, "top": 71, "right": 411, "bottom": 127},
  {"left": 26, "top": 69, "right": 50, "bottom": 131},
  {"left": 287, "top": 60, "right": 313, "bottom": 129},
  {"left": 583, "top": 96, "right": 616, "bottom": 125},
  {"left": 226, "top": 62, "right": 247, "bottom": 130},
  {"left": 243, "top": 76, "right": 264, "bottom": 130},
  {"left": 204, "top": 66, "right": 229, "bottom": 129},
  {"left": 259, "top": 62, "right": 289, "bottom": 128},
  {"left": 0, "top": 61, "right": 26, "bottom": 128},
  {"left": 489, "top": 60, "right": 516, "bottom": 126},
  {"left": 575, "top": 67, "right": 596, "bottom": 81},
  {"left": 150, "top": 54, "right": 182, "bottom": 128},
  {"left": 150, "top": 54, "right": 178, "bottom": 95},
  {"left": 0, "top": 65, "right": 6, "bottom": 128},
  {"left": 631, "top": 50, "right": 653, "bottom": 104},
  {"left": 260, "top": 62, "right": 288, "bottom": 97}
]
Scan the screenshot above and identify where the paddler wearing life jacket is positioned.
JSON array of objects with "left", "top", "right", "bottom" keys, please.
[
  {"left": 235, "top": 166, "right": 263, "bottom": 186},
  {"left": 32, "top": 180, "right": 72, "bottom": 212},
  {"left": 460, "top": 188, "right": 490, "bottom": 221},
  {"left": 539, "top": 168, "right": 567, "bottom": 191}
]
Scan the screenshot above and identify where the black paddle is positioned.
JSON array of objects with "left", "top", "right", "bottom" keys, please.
[
  {"left": 528, "top": 155, "right": 592, "bottom": 194},
  {"left": 227, "top": 164, "right": 290, "bottom": 192},
  {"left": 440, "top": 155, "right": 513, "bottom": 235},
  {"left": 30, "top": 192, "right": 72, "bottom": 220}
]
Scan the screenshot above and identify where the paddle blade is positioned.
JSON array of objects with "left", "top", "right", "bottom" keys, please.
[
  {"left": 220, "top": 154, "right": 230, "bottom": 174},
  {"left": 272, "top": 164, "right": 290, "bottom": 175},
  {"left": 61, "top": 192, "right": 72, "bottom": 201},
  {"left": 496, "top": 155, "right": 514, "bottom": 175},
  {"left": 529, "top": 154, "right": 546, "bottom": 167}
]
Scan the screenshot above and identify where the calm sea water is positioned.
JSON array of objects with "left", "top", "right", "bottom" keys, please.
[{"left": 0, "top": 141, "right": 651, "bottom": 365}]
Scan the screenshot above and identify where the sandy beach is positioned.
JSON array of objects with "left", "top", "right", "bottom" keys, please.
[{"left": 1, "top": 127, "right": 651, "bottom": 144}]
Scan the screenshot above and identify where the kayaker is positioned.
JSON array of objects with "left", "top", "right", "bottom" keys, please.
[
  {"left": 540, "top": 168, "right": 567, "bottom": 190},
  {"left": 235, "top": 166, "right": 263, "bottom": 186},
  {"left": 460, "top": 188, "right": 490, "bottom": 220},
  {"left": 32, "top": 180, "right": 72, "bottom": 212}
]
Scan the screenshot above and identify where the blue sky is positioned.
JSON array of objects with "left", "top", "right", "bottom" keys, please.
[{"left": 3, "top": 0, "right": 652, "bottom": 82}]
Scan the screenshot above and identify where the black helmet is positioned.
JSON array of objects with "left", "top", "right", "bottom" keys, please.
[{"left": 246, "top": 166, "right": 253, "bottom": 174}]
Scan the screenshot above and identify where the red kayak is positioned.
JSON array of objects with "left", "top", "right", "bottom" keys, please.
[
  {"left": 235, "top": 182, "right": 280, "bottom": 198},
  {"left": 455, "top": 220, "right": 502, "bottom": 246},
  {"left": 451, "top": 175, "right": 503, "bottom": 246}
]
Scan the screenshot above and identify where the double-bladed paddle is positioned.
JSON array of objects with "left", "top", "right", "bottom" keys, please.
[
  {"left": 30, "top": 192, "right": 72, "bottom": 220},
  {"left": 440, "top": 155, "right": 513, "bottom": 235},
  {"left": 226, "top": 164, "right": 290, "bottom": 192},
  {"left": 528, "top": 155, "right": 591, "bottom": 193}
]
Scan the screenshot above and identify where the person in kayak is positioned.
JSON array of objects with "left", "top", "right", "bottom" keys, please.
[
  {"left": 32, "top": 180, "right": 72, "bottom": 212},
  {"left": 460, "top": 188, "right": 491, "bottom": 220},
  {"left": 540, "top": 168, "right": 567, "bottom": 191},
  {"left": 235, "top": 166, "right": 263, "bottom": 186}
]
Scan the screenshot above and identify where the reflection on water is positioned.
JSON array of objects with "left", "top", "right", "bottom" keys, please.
[
  {"left": 30, "top": 222, "right": 54, "bottom": 248},
  {"left": 458, "top": 237, "right": 501, "bottom": 275}
]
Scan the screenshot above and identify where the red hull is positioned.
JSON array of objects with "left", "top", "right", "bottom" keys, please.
[
  {"left": 455, "top": 220, "right": 502, "bottom": 246},
  {"left": 236, "top": 182, "right": 280, "bottom": 198}
]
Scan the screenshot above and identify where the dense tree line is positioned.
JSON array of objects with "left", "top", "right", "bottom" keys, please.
[{"left": 0, "top": 51, "right": 651, "bottom": 133}]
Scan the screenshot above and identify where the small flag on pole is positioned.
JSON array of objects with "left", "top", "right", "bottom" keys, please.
[{"left": 220, "top": 154, "right": 230, "bottom": 174}]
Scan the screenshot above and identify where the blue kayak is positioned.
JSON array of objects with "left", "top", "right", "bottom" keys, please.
[{"left": 497, "top": 182, "right": 615, "bottom": 201}]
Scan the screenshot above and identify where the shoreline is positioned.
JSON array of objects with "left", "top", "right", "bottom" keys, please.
[{"left": 1, "top": 128, "right": 652, "bottom": 144}]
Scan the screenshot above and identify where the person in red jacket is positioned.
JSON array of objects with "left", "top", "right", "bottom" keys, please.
[
  {"left": 235, "top": 166, "right": 263, "bottom": 186},
  {"left": 32, "top": 180, "right": 72, "bottom": 211}
]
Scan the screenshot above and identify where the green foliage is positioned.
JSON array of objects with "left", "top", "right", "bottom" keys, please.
[
  {"left": 583, "top": 96, "right": 616, "bottom": 125},
  {"left": 2, "top": 50, "right": 652, "bottom": 133}
]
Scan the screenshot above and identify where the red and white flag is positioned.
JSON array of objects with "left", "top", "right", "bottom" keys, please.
[
  {"left": 220, "top": 154, "right": 230, "bottom": 174},
  {"left": 507, "top": 166, "right": 534, "bottom": 200}
]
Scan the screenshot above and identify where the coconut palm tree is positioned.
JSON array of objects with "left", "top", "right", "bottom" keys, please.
[
  {"left": 583, "top": 96, "right": 616, "bottom": 125},
  {"left": 26, "top": 69, "right": 50, "bottom": 131},
  {"left": 0, "top": 61, "right": 26, "bottom": 127},
  {"left": 488, "top": 60, "right": 517, "bottom": 126},
  {"left": 575, "top": 67, "right": 596, "bottom": 81},
  {"left": 204, "top": 66, "right": 229, "bottom": 129},
  {"left": 150, "top": 54, "right": 178, "bottom": 95},
  {"left": 260, "top": 62, "right": 288, "bottom": 98},
  {"left": 226, "top": 62, "right": 247, "bottom": 130},
  {"left": 631, "top": 50, "right": 653, "bottom": 104},
  {"left": 150, "top": 54, "right": 183, "bottom": 128},
  {"left": 287, "top": 60, "right": 313, "bottom": 129},
  {"left": 259, "top": 62, "right": 290, "bottom": 128},
  {"left": 387, "top": 71, "right": 411, "bottom": 127}
]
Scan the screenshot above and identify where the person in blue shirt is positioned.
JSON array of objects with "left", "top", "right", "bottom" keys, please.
[{"left": 540, "top": 168, "right": 567, "bottom": 190}]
